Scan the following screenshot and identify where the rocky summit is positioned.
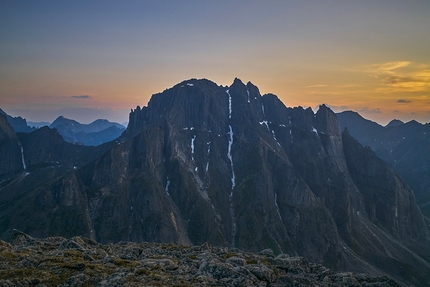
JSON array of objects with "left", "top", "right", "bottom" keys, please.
[
  {"left": 0, "top": 230, "right": 399, "bottom": 287},
  {"left": 1, "top": 78, "right": 430, "bottom": 286}
]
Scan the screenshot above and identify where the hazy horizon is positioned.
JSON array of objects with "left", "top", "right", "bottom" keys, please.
[{"left": 1, "top": 1, "right": 429, "bottom": 125}]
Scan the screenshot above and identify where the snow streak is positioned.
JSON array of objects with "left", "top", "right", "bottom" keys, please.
[
  {"left": 19, "top": 142, "right": 26, "bottom": 170},
  {"left": 274, "top": 192, "right": 281, "bottom": 219},
  {"left": 271, "top": 130, "right": 281, "bottom": 146},
  {"left": 206, "top": 141, "right": 211, "bottom": 172},
  {"left": 228, "top": 90, "right": 232, "bottom": 119},
  {"left": 165, "top": 178, "right": 170, "bottom": 195},
  {"left": 227, "top": 126, "right": 235, "bottom": 189},
  {"left": 247, "top": 88, "right": 250, "bottom": 103},
  {"left": 226, "top": 90, "right": 236, "bottom": 189},
  {"left": 226, "top": 89, "right": 237, "bottom": 246},
  {"left": 191, "top": 135, "right": 196, "bottom": 160}
]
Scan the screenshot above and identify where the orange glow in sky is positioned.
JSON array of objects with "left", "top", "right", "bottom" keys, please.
[{"left": 1, "top": 1, "right": 429, "bottom": 125}]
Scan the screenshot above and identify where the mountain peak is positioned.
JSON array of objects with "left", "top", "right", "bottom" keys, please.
[
  {"left": 386, "top": 119, "right": 404, "bottom": 128},
  {"left": 232, "top": 77, "right": 245, "bottom": 87}
]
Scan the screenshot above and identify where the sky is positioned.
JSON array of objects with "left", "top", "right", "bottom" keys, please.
[{"left": 1, "top": 1, "right": 429, "bottom": 125}]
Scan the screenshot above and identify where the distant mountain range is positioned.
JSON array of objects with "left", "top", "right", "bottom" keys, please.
[
  {"left": 49, "top": 116, "right": 125, "bottom": 146},
  {"left": 1, "top": 78, "right": 429, "bottom": 286},
  {"left": 337, "top": 111, "right": 430, "bottom": 218},
  {"left": 0, "top": 108, "right": 36, "bottom": 133},
  {"left": 0, "top": 109, "right": 125, "bottom": 146}
]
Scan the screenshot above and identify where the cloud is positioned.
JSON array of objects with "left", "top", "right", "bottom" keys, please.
[
  {"left": 358, "top": 61, "right": 430, "bottom": 93},
  {"left": 71, "top": 95, "right": 92, "bottom": 99},
  {"left": 393, "top": 110, "right": 401, "bottom": 113},
  {"left": 306, "top": 84, "right": 327, "bottom": 88},
  {"left": 324, "top": 104, "right": 350, "bottom": 112},
  {"left": 397, "top": 99, "right": 411, "bottom": 103},
  {"left": 357, "top": 107, "right": 382, "bottom": 114},
  {"left": 374, "top": 61, "right": 411, "bottom": 73}
]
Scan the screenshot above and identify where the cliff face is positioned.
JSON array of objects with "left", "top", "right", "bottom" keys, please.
[
  {"left": 337, "top": 111, "right": 430, "bottom": 219},
  {"left": 0, "top": 113, "right": 24, "bottom": 179},
  {"left": 1, "top": 79, "right": 429, "bottom": 286}
]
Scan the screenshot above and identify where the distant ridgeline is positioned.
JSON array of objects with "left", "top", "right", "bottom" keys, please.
[
  {"left": 0, "top": 109, "right": 125, "bottom": 146},
  {"left": 1, "top": 78, "right": 429, "bottom": 286},
  {"left": 337, "top": 111, "right": 430, "bottom": 219}
]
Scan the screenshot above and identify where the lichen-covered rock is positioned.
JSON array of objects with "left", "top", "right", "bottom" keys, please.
[{"left": 0, "top": 231, "right": 400, "bottom": 287}]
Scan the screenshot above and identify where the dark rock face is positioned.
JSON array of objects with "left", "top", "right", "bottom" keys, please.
[
  {"left": 337, "top": 111, "right": 430, "bottom": 219},
  {"left": 0, "top": 230, "right": 400, "bottom": 287},
  {"left": 0, "top": 113, "right": 24, "bottom": 180},
  {"left": 1, "top": 79, "right": 429, "bottom": 286}
]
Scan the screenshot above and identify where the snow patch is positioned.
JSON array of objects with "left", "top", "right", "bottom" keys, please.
[
  {"left": 227, "top": 125, "right": 235, "bottom": 189},
  {"left": 259, "top": 121, "right": 270, "bottom": 131},
  {"left": 19, "top": 143, "right": 26, "bottom": 170},
  {"left": 272, "top": 130, "right": 281, "bottom": 146},
  {"left": 206, "top": 141, "right": 211, "bottom": 172},
  {"left": 262, "top": 103, "right": 265, "bottom": 116},
  {"left": 191, "top": 135, "right": 196, "bottom": 160},
  {"left": 187, "top": 83, "right": 194, "bottom": 86},
  {"left": 247, "top": 88, "right": 250, "bottom": 103},
  {"left": 165, "top": 178, "right": 170, "bottom": 195},
  {"left": 227, "top": 90, "right": 232, "bottom": 119},
  {"left": 312, "top": 127, "right": 318, "bottom": 135},
  {"left": 279, "top": 124, "right": 286, "bottom": 127}
]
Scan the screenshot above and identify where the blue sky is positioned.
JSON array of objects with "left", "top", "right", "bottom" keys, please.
[{"left": 1, "top": 1, "right": 429, "bottom": 124}]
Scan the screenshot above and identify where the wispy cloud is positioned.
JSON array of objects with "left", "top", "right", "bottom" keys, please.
[
  {"left": 357, "top": 107, "right": 381, "bottom": 114},
  {"left": 358, "top": 61, "right": 430, "bottom": 93},
  {"left": 373, "top": 61, "right": 411, "bottom": 74},
  {"left": 325, "top": 104, "right": 350, "bottom": 112},
  {"left": 306, "top": 84, "right": 327, "bottom": 88},
  {"left": 71, "top": 95, "right": 92, "bottom": 99},
  {"left": 397, "top": 99, "right": 411, "bottom": 103}
]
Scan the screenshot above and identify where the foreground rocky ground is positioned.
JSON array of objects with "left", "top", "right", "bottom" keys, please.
[{"left": 0, "top": 230, "right": 399, "bottom": 287}]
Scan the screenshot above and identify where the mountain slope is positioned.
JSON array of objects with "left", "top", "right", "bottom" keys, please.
[
  {"left": 0, "top": 113, "right": 24, "bottom": 180},
  {"left": 0, "top": 108, "right": 35, "bottom": 133},
  {"left": 0, "top": 79, "right": 429, "bottom": 285},
  {"left": 337, "top": 111, "right": 430, "bottom": 219},
  {"left": 50, "top": 116, "right": 125, "bottom": 145}
]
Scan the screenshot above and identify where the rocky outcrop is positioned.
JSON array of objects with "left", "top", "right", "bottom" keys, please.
[{"left": 0, "top": 230, "right": 400, "bottom": 287}]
